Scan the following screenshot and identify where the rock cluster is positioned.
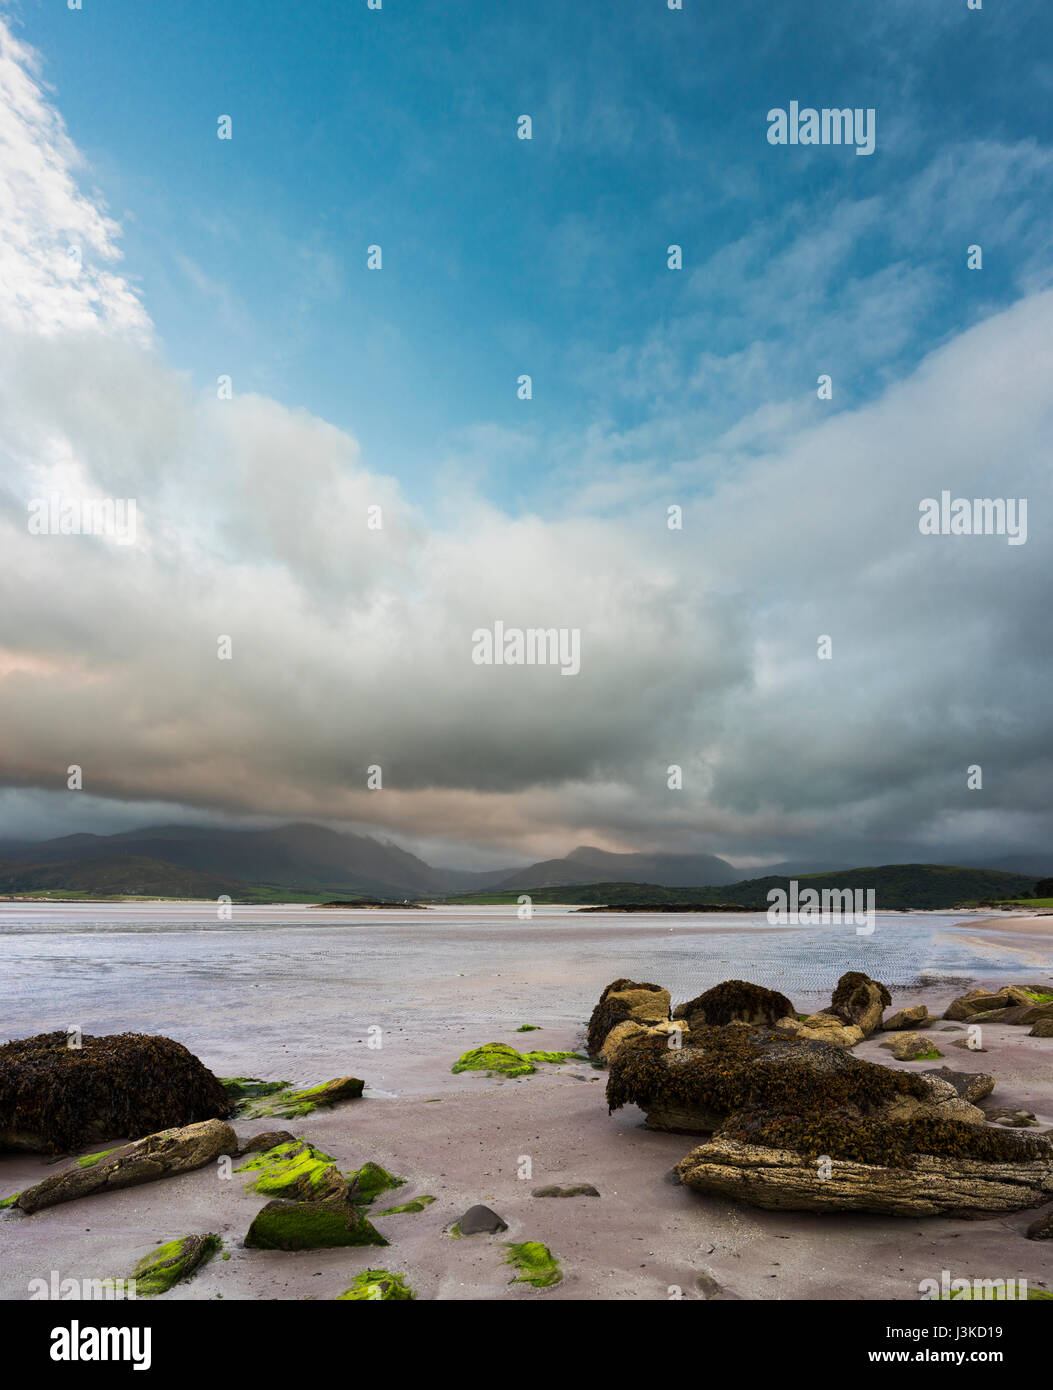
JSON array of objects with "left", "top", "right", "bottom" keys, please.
[{"left": 591, "top": 975, "right": 1053, "bottom": 1217}]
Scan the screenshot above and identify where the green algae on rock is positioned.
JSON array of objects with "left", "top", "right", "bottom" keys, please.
[
  {"left": 346, "top": 1160, "right": 404, "bottom": 1205},
  {"left": 516, "top": 1025, "right": 541, "bottom": 1032},
  {"left": 503, "top": 1240, "right": 563, "bottom": 1288},
  {"left": 452, "top": 1043, "right": 537, "bottom": 1077},
  {"left": 132, "top": 1233, "right": 222, "bottom": 1297},
  {"left": 237, "top": 1139, "right": 346, "bottom": 1201},
  {"left": 0, "top": 1190, "right": 21, "bottom": 1208},
  {"left": 0, "top": 1031, "right": 233, "bottom": 1155},
  {"left": 75, "top": 1146, "right": 121, "bottom": 1169},
  {"left": 337, "top": 1268, "right": 415, "bottom": 1300},
  {"left": 241, "top": 1077, "right": 364, "bottom": 1120},
  {"left": 522, "top": 1050, "right": 589, "bottom": 1065},
  {"left": 452, "top": 1043, "right": 587, "bottom": 1077},
  {"left": 244, "top": 1197, "right": 387, "bottom": 1250},
  {"left": 376, "top": 1194, "right": 436, "bottom": 1215}
]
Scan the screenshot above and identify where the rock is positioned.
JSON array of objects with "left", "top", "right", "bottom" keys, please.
[
  {"left": 16, "top": 1118, "right": 238, "bottom": 1214},
  {"left": 950, "top": 1037, "right": 987, "bottom": 1052},
  {"left": 245, "top": 1197, "right": 387, "bottom": 1250},
  {"left": 503, "top": 1240, "right": 562, "bottom": 1288},
  {"left": 879, "top": 1032, "right": 942, "bottom": 1062},
  {"left": 607, "top": 1025, "right": 959, "bottom": 1135},
  {"left": 918, "top": 1067, "right": 995, "bottom": 1105},
  {"left": 336, "top": 1268, "right": 415, "bottom": 1300},
  {"left": 346, "top": 1161, "right": 404, "bottom": 1206},
  {"left": 827, "top": 972, "right": 891, "bottom": 1038},
  {"left": 375, "top": 1194, "right": 436, "bottom": 1215},
  {"left": 237, "top": 1129, "right": 298, "bottom": 1156},
  {"left": 883, "top": 1006, "right": 932, "bottom": 1031},
  {"left": 1031, "top": 1019, "right": 1053, "bottom": 1038},
  {"left": 236, "top": 1139, "right": 348, "bottom": 1202},
  {"left": 696, "top": 1270, "right": 725, "bottom": 1300},
  {"left": 532, "top": 1184, "right": 600, "bottom": 1198},
  {"left": 0, "top": 1031, "right": 232, "bottom": 1154},
  {"left": 986, "top": 1108, "right": 1039, "bottom": 1128},
  {"left": 1026, "top": 1208, "right": 1053, "bottom": 1240},
  {"left": 675, "top": 1132, "right": 1053, "bottom": 1216},
  {"left": 671, "top": 980, "right": 795, "bottom": 1030},
  {"left": 132, "top": 1234, "right": 222, "bottom": 1296},
  {"left": 791, "top": 1014, "right": 864, "bottom": 1048},
  {"left": 944, "top": 989, "right": 1008, "bottom": 1021},
  {"left": 942, "top": 986, "right": 1039, "bottom": 1023},
  {"left": 244, "top": 1077, "right": 364, "bottom": 1119},
  {"left": 587, "top": 980, "right": 671, "bottom": 1057},
  {"left": 454, "top": 1203, "right": 508, "bottom": 1235},
  {"left": 451, "top": 1043, "right": 536, "bottom": 1078},
  {"left": 598, "top": 1020, "right": 658, "bottom": 1064},
  {"left": 938, "top": 1025, "right": 965, "bottom": 1032}
]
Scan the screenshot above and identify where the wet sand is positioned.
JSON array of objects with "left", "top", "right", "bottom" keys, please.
[{"left": 1, "top": 908, "right": 1051, "bottom": 1301}]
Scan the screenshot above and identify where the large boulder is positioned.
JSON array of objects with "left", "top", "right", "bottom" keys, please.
[
  {"left": 606, "top": 1025, "right": 962, "bottom": 1135},
  {"left": 15, "top": 1118, "right": 237, "bottom": 1214},
  {"left": 781, "top": 1014, "right": 863, "bottom": 1048},
  {"left": 675, "top": 1127, "right": 1053, "bottom": 1217},
  {"left": 943, "top": 986, "right": 1043, "bottom": 1022},
  {"left": 0, "top": 1032, "right": 232, "bottom": 1154}
]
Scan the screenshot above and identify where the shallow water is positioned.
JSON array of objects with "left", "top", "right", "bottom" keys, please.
[{"left": 2, "top": 904, "right": 1049, "bottom": 1094}]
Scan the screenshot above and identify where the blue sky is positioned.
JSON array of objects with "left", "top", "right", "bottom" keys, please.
[
  {"left": 11, "top": 0, "right": 1052, "bottom": 513},
  {"left": 1, "top": 1, "right": 1052, "bottom": 868}
]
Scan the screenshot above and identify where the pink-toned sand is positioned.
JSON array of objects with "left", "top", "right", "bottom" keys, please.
[{"left": 1, "top": 975, "right": 1051, "bottom": 1302}]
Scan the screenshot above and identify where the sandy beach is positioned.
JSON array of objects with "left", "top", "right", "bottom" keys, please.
[{"left": 2, "top": 905, "right": 1051, "bottom": 1301}]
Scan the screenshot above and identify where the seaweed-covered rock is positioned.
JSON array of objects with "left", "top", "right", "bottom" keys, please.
[
  {"left": 346, "top": 1161, "right": 404, "bottom": 1206},
  {"left": 16, "top": 1118, "right": 238, "bottom": 1214},
  {"left": 606, "top": 1027, "right": 968, "bottom": 1135},
  {"left": 236, "top": 1139, "right": 347, "bottom": 1202},
  {"left": 132, "top": 1234, "right": 221, "bottom": 1297},
  {"left": 241, "top": 1077, "right": 363, "bottom": 1120},
  {"left": 336, "top": 1269, "right": 415, "bottom": 1300},
  {"left": 503, "top": 1240, "right": 563, "bottom": 1288},
  {"left": 237, "top": 1129, "right": 299, "bottom": 1156},
  {"left": 827, "top": 971, "right": 891, "bottom": 1037},
  {"left": 244, "top": 1197, "right": 387, "bottom": 1250},
  {"left": 671, "top": 980, "right": 794, "bottom": 1030},
  {"left": 586, "top": 980, "right": 671, "bottom": 1058},
  {"left": 375, "top": 1194, "right": 436, "bottom": 1215},
  {"left": 0, "top": 1032, "right": 232, "bottom": 1154},
  {"left": 452, "top": 1043, "right": 536, "bottom": 1077}
]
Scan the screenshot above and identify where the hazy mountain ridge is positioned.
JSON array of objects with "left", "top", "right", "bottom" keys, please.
[{"left": 0, "top": 823, "right": 1045, "bottom": 902}]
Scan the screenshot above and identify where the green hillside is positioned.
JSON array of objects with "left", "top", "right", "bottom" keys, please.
[
  {"left": 0, "top": 855, "right": 316, "bottom": 902},
  {"left": 440, "top": 864, "right": 1037, "bottom": 911}
]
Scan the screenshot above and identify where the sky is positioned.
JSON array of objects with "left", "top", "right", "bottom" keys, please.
[{"left": 0, "top": 0, "right": 1051, "bottom": 871}]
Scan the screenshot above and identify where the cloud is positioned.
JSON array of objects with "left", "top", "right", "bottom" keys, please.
[{"left": 0, "top": 15, "right": 1051, "bottom": 869}]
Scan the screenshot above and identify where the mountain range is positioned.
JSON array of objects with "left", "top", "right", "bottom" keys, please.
[{"left": 0, "top": 821, "right": 1047, "bottom": 901}]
